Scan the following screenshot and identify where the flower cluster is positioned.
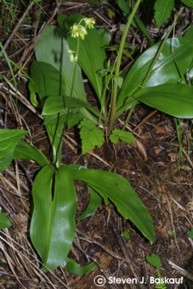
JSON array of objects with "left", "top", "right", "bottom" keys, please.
[{"left": 70, "top": 17, "right": 95, "bottom": 40}]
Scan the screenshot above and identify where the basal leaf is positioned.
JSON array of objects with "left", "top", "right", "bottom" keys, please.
[
  {"left": 78, "top": 187, "right": 102, "bottom": 220},
  {"left": 78, "top": 118, "right": 105, "bottom": 154},
  {"left": 118, "top": 29, "right": 193, "bottom": 113},
  {"left": 14, "top": 140, "right": 49, "bottom": 167},
  {"left": 135, "top": 83, "right": 193, "bottom": 118},
  {"left": 154, "top": 0, "right": 174, "bottom": 27},
  {"left": 110, "top": 129, "right": 136, "bottom": 144},
  {"left": 43, "top": 96, "right": 98, "bottom": 117},
  {"left": 45, "top": 166, "right": 76, "bottom": 270},
  {"left": 0, "top": 129, "right": 27, "bottom": 172},
  {"left": 0, "top": 212, "right": 12, "bottom": 229},
  {"left": 35, "top": 25, "right": 86, "bottom": 101},
  {"left": 30, "top": 164, "right": 55, "bottom": 266},
  {"left": 30, "top": 165, "right": 76, "bottom": 270},
  {"left": 30, "top": 61, "right": 65, "bottom": 101},
  {"left": 69, "top": 165, "right": 155, "bottom": 244}
]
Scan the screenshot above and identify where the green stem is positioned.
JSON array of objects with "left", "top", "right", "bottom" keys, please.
[
  {"left": 108, "top": 0, "right": 143, "bottom": 133},
  {"left": 54, "top": 39, "right": 80, "bottom": 168}
]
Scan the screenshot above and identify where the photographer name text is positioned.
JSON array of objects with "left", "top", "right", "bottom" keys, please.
[{"left": 108, "top": 276, "right": 183, "bottom": 285}]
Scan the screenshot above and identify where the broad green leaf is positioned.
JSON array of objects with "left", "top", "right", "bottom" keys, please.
[
  {"left": 0, "top": 212, "right": 12, "bottom": 229},
  {"left": 69, "top": 165, "right": 155, "bottom": 243},
  {"left": 135, "top": 83, "right": 193, "bottom": 118},
  {"left": 35, "top": 25, "right": 86, "bottom": 101},
  {"left": 65, "top": 258, "right": 96, "bottom": 275},
  {"left": 146, "top": 253, "right": 161, "bottom": 269},
  {"left": 30, "top": 165, "right": 76, "bottom": 270},
  {"left": 30, "top": 165, "right": 55, "bottom": 267},
  {"left": 68, "top": 24, "right": 107, "bottom": 101},
  {"left": 0, "top": 129, "right": 27, "bottom": 172},
  {"left": 43, "top": 96, "right": 98, "bottom": 117},
  {"left": 45, "top": 166, "right": 76, "bottom": 269},
  {"left": 30, "top": 61, "right": 65, "bottom": 101},
  {"left": 181, "top": 0, "right": 193, "bottom": 8},
  {"left": 110, "top": 129, "right": 136, "bottom": 144},
  {"left": 154, "top": 0, "right": 174, "bottom": 27},
  {"left": 30, "top": 61, "right": 65, "bottom": 166},
  {"left": 78, "top": 187, "right": 102, "bottom": 220},
  {"left": 78, "top": 118, "right": 105, "bottom": 154},
  {"left": 13, "top": 140, "right": 49, "bottom": 167},
  {"left": 118, "top": 30, "right": 193, "bottom": 112}
]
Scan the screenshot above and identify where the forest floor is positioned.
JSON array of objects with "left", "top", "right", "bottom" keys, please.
[{"left": 1, "top": 1, "right": 193, "bottom": 288}]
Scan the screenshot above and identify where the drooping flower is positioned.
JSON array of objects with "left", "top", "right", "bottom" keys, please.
[
  {"left": 67, "top": 49, "right": 78, "bottom": 63},
  {"left": 70, "top": 23, "right": 88, "bottom": 40},
  {"left": 78, "top": 25, "right": 87, "bottom": 40},
  {"left": 71, "top": 24, "right": 80, "bottom": 38},
  {"left": 83, "top": 17, "right": 95, "bottom": 29}
]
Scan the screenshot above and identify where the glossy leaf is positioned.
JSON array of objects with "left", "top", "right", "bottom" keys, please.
[
  {"left": 35, "top": 25, "right": 86, "bottom": 101},
  {"left": 0, "top": 212, "right": 12, "bottom": 229},
  {"left": 30, "top": 61, "right": 65, "bottom": 101},
  {"left": 43, "top": 96, "right": 98, "bottom": 117},
  {"left": 68, "top": 25, "right": 107, "bottom": 101},
  {"left": 78, "top": 187, "right": 102, "bottom": 220},
  {"left": 135, "top": 83, "right": 193, "bottom": 118},
  {"left": 0, "top": 129, "right": 27, "bottom": 172},
  {"left": 69, "top": 165, "right": 155, "bottom": 243},
  {"left": 118, "top": 29, "right": 193, "bottom": 111},
  {"left": 30, "top": 165, "right": 76, "bottom": 270},
  {"left": 14, "top": 140, "right": 49, "bottom": 167}
]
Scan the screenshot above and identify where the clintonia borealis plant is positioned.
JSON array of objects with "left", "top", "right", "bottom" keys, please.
[
  {"left": 0, "top": 15, "right": 155, "bottom": 272},
  {"left": 2, "top": 0, "right": 193, "bottom": 274}
]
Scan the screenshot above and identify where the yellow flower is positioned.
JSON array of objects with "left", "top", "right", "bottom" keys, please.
[
  {"left": 83, "top": 17, "right": 95, "bottom": 29},
  {"left": 67, "top": 49, "right": 78, "bottom": 63},
  {"left": 79, "top": 25, "right": 87, "bottom": 40},
  {"left": 70, "top": 23, "right": 87, "bottom": 40},
  {"left": 71, "top": 24, "right": 80, "bottom": 38}
]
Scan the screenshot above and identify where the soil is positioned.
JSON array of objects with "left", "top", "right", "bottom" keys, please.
[{"left": 1, "top": 1, "right": 193, "bottom": 289}]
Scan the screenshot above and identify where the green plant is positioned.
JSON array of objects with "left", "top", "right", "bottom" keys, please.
[
  {"left": 0, "top": 212, "right": 12, "bottom": 229},
  {"left": 48, "top": 6, "right": 193, "bottom": 153},
  {"left": 2, "top": 0, "right": 193, "bottom": 275},
  {"left": 0, "top": 128, "right": 154, "bottom": 272},
  {"left": 146, "top": 253, "right": 167, "bottom": 289},
  {"left": 0, "top": 21, "right": 155, "bottom": 272}
]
